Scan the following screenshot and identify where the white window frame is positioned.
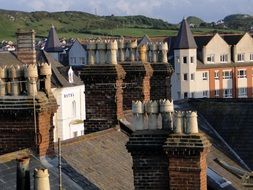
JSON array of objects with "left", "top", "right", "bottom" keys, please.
[
  {"left": 214, "top": 71, "right": 219, "bottom": 80},
  {"left": 207, "top": 54, "right": 215, "bottom": 63},
  {"left": 237, "top": 53, "right": 245, "bottom": 62},
  {"left": 223, "top": 89, "right": 232, "bottom": 98},
  {"left": 220, "top": 54, "right": 228, "bottom": 63},
  {"left": 250, "top": 53, "right": 253, "bottom": 61},
  {"left": 237, "top": 69, "right": 246, "bottom": 78},
  {"left": 223, "top": 71, "right": 232, "bottom": 79},
  {"left": 202, "top": 72, "right": 208, "bottom": 80},
  {"left": 215, "top": 90, "right": 219, "bottom": 97},
  {"left": 238, "top": 88, "right": 247, "bottom": 97},
  {"left": 203, "top": 91, "right": 208, "bottom": 97}
]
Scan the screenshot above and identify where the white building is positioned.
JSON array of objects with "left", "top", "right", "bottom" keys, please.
[
  {"left": 43, "top": 26, "right": 86, "bottom": 141},
  {"left": 171, "top": 18, "right": 253, "bottom": 100}
]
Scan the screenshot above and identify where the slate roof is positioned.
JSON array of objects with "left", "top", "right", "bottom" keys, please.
[
  {"left": 59, "top": 127, "right": 134, "bottom": 190},
  {"left": 0, "top": 51, "right": 23, "bottom": 67},
  {"left": 223, "top": 34, "right": 243, "bottom": 45},
  {"left": 44, "top": 25, "right": 63, "bottom": 52},
  {"left": 174, "top": 18, "right": 197, "bottom": 49},
  {"left": 37, "top": 50, "right": 83, "bottom": 88},
  {"left": 0, "top": 149, "right": 82, "bottom": 190}
]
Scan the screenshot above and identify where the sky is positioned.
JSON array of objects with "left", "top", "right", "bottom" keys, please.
[{"left": 1, "top": 0, "right": 253, "bottom": 23}]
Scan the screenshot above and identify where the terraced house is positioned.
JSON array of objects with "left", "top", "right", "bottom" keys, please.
[{"left": 170, "top": 18, "right": 253, "bottom": 100}]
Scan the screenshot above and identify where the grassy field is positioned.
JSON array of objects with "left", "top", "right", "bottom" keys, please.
[{"left": 0, "top": 9, "right": 244, "bottom": 41}]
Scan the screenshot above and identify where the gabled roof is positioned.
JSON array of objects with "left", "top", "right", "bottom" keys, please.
[
  {"left": 174, "top": 18, "right": 197, "bottom": 49},
  {"left": 222, "top": 34, "right": 244, "bottom": 46},
  {"left": 37, "top": 50, "right": 83, "bottom": 88},
  {"left": 194, "top": 35, "right": 214, "bottom": 49},
  {"left": 44, "top": 25, "right": 63, "bottom": 52},
  {"left": 137, "top": 34, "right": 152, "bottom": 47}
]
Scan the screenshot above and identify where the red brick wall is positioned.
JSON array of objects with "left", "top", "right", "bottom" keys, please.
[
  {"left": 150, "top": 63, "right": 172, "bottom": 100},
  {"left": 168, "top": 150, "right": 208, "bottom": 190},
  {"left": 0, "top": 110, "right": 35, "bottom": 154},
  {"left": 0, "top": 110, "right": 55, "bottom": 157},
  {"left": 80, "top": 65, "right": 126, "bottom": 134},
  {"left": 37, "top": 111, "right": 55, "bottom": 157}
]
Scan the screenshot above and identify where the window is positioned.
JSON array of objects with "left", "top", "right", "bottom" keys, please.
[
  {"left": 191, "top": 73, "right": 195, "bottom": 80},
  {"left": 184, "top": 92, "right": 188, "bottom": 99},
  {"left": 237, "top": 53, "right": 245, "bottom": 62},
  {"left": 250, "top": 53, "right": 253, "bottom": 61},
  {"left": 72, "top": 100, "right": 76, "bottom": 118},
  {"left": 183, "top": 56, "right": 187, "bottom": 64},
  {"left": 237, "top": 70, "right": 246, "bottom": 78},
  {"left": 223, "top": 71, "right": 232, "bottom": 79},
  {"left": 191, "top": 92, "right": 195, "bottom": 98},
  {"left": 238, "top": 88, "right": 247, "bottom": 97},
  {"left": 203, "top": 91, "right": 208, "bottom": 97},
  {"left": 202, "top": 72, "right": 208, "bottom": 80},
  {"left": 71, "top": 57, "right": 76, "bottom": 64},
  {"left": 184, "top": 73, "right": 188, "bottom": 81},
  {"left": 207, "top": 54, "right": 215, "bottom": 63},
  {"left": 214, "top": 71, "right": 219, "bottom": 80},
  {"left": 190, "top": 56, "right": 194, "bottom": 63},
  {"left": 220, "top": 54, "right": 228, "bottom": 63},
  {"left": 224, "top": 89, "right": 232, "bottom": 98},
  {"left": 215, "top": 90, "right": 219, "bottom": 97},
  {"left": 73, "top": 131, "right": 78, "bottom": 137},
  {"left": 80, "top": 57, "right": 85, "bottom": 64}
]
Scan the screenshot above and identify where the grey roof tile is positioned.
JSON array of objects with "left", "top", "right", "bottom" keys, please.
[
  {"left": 44, "top": 25, "right": 63, "bottom": 52},
  {"left": 174, "top": 18, "right": 197, "bottom": 49}
]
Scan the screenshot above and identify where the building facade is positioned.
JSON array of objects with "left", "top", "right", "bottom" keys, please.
[{"left": 171, "top": 18, "right": 253, "bottom": 100}]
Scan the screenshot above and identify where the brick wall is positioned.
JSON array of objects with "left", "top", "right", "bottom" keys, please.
[
  {"left": 120, "top": 62, "right": 153, "bottom": 110},
  {"left": 79, "top": 65, "right": 126, "bottom": 133},
  {"left": 0, "top": 110, "right": 35, "bottom": 154},
  {"left": 126, "top": 130, "right": 169, "bottom": 190},
  {"left": 37, "top": 111, "right": 55, "bottom": 156},
  {"left": 166, "top": 150, "right": 208, "bottom": 190},
  {"left": 0, "top": 110, "right": 55, "bottom": 157},
  {"left": 150, "top": 63, "right": 173, "bottom": 100},
  {"left": 164, "top": 133, "right": 210, "bottom": 190}
]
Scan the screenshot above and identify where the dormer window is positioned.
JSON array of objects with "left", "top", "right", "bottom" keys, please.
[
  {"left": 207, "top": 54, "right": 215, "bottom": 63},
  {"left": 237, "top": 53, "right": 245, "bottom": 62}
]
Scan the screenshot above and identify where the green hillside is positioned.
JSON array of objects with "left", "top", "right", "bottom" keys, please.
[
  {"left": 0, "top": 9, "right": 245, "bottom": 41},
  {"left": 186, "top": 16, "right": 205, "bottom": 27},
  {"left": 224, "top": 14, "right": 253, "bottom": 30}
]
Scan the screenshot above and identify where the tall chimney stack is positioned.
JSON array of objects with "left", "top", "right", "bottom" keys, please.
[{"left": 16, "top": 29, "right": 36, "bottom": 65}]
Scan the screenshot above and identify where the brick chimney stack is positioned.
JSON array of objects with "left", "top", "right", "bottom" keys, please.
[
  {"left": 127, "top": 101, "right": 210, "bottom": 190},
  {"left": 164, "top": 111, "right": 211, "bottom": 190},
  {"left": 16, "top": 29, "right": 36, "bottom": 65}
]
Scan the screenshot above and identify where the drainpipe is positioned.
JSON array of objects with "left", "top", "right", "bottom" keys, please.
[
  {"left": 34, "top": 168, "right": 50, "bottom": 190},
  {"left": 16, "top": 156, "right": 30, "bottom": 190}
]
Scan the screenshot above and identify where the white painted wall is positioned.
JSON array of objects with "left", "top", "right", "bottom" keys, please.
[
  {"left": 52, "top": 84, "right": 86, "bottom": 142},
  {"left": 171, "top": 49, "right": 198, "bottom": 100},
  {"left": 69, "top": 40, "right": 87, "bottom": 66}
]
